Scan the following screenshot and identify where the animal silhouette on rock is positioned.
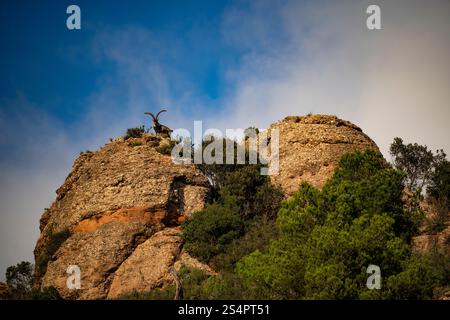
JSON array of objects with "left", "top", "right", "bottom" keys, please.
[{"left": 145, "top": 109, "right": 173, "bottom": 138}]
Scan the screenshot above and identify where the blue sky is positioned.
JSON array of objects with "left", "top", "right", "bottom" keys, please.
[
  {"left": 0, "top": 0, "right": 278, "bottom": 279},
  {"left": 1, "top": 0, "right": 233, "bottom": 126},
  {"left": 0, "top": 0, "right": 449, "bottom": 279}
]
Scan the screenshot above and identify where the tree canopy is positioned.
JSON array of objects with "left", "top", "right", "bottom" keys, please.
[{"left": 236, "top": 151, "right": 446, "bottom": 299}]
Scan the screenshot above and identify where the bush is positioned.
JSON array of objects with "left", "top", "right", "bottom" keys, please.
[
  {"left": 425, "top": 215, "right": 448, "bottom": 235},
  {"left": 35, "top": 229, "right": 70, "bottom": 278},
  {"left": 4, "top": 261, "right": 63, "bottom": 300},
  {"left": 218, "top": 165, "right": 283, "bottom": 220},
  {"left": 177, "top": 267, "right": 212, "bottom": 299},
  {"left": 237, "top": 150, "right": 443, "bottom": 299},
  {"left": 124, "top": 126, "right": 147, "bottom": 140},
  {"left": 156, "top": 139, "right": 177, "bottom": 155},
  {"left": 196, "top": 137, "right": 260, "bottom": 191},
  {"left": 423, "top": 197, "right": 449, "bottom": 235},
  {"left": 119, "top": 287, "right": 176, "bottom": 300},
  {"left": 253, "top": 184, "right": 284, "bottom": 220},
  {"left": 210, "top": 217, "right": 278, "bottom": 272},
  {"left": 324, "top": 150, "right": 415, "bottom": 241},
  {"left": 428, "top": 248, "right": 450, "bottom": 298},
  {"left": 383, "top": 255, "right": 441, "bottom": 300},
  {"left": 389, "top": 137, "right": 446, "bottom": 193},
  {"left": 182, "top": 162, "right": 282, "bottom": 263},
  {"left": 201, "top": 272, "right": 253, "bottom": 299},
  {"left": 134, "top": 267, "right": 258, "bottom": 300},
  {"left": 6, "top": 261, "right": 33, "bottom": 299},
  {"left": 128, "top": 141, "right": 143, "bottom": 147},
  {"left": 183, "top": 196, "right": 245, "bottom": 262},
  {"left": 425, "top": 216, "right": 448, "bottom": 235},
  {"left": 195, "top": 137, "right": 283, "bottom": 219},
  {"left": 182, "top": 134, "right": 283, "bottom": 275},
  {"left": 29, "top": 286, "right": 62, "bottom": 300},
  {"left": 427, "top": 160, "right": 450, "bottom": 205}
]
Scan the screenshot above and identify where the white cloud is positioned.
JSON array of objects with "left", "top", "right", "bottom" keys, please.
[
  {"left": 211, "top": 0, "right": 450, "bottom": 160},
  {"left": 357, "top": 0, "right": 450, "bottom": 158}
]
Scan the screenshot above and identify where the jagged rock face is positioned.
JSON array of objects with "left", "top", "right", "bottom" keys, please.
[
  {"left": 34, "top": 135, "right": 211, "bottom": 299},
  {"left": 266, "top": 115, "right": 379, "bottom": 196},
  {"left": 413, "top": 226, "right": 450, "bottom": 252},
  {"left": 412, "top": 199, "right": 450, "bottom": 253},
  {"left": 107, "top": 227, "right": 214, "bottom": 299},
  {"left": 34, "top": 115, "right": 381, "bottom": 299},
  {"left": 107, "top": 227, "right": 183, "bottom": 299}
]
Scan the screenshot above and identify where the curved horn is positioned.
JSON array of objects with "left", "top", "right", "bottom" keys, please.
[
  {"left": 144, "top": 112, "right": 156, "bottom": 121},
  {"left": 155, "top": 108, "right": 167, "bottom": 120}
]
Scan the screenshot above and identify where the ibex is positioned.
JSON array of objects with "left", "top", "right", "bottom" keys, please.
[{"left": 144, "top": 108, "right": 173, "bottom": 138}]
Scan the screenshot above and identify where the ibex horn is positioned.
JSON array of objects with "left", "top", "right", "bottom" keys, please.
[
  {"left": 144, "top": 112, "right": 156, "bottom": 121},
  {"left": 155, "top": 108, "right": 167, "bottom": 120}
]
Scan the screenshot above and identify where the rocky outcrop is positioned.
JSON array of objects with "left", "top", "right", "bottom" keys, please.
[
  {"left": 266, "top": 114, "right": 379, "bottom": 196},
  {"left": 412, "top": 199, "right": 450, "bottom": 253},
  {"left": 107, "top": 226, "right": 214, "bottom": 299},
  {"left": 33, "top": 114, "right": 381, "bottom": 299},
  {"left": 413, "top": 226, "right": 450, "bottom": 252},
  {"left": 106, "top": 227, "right": 183, "bottom": 299},
  {"left": 34, "top": 135, "right": 211, "bottom": 299}
]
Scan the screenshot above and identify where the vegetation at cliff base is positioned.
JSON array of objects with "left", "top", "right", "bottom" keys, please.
[
  {"left": 236, "top": 151, "right": 445, "bottom": 299},
  {"left": 119, "top": 267, "right": 210, "bottom": 300},
  {"left": 184, "top": 197, "right": 246, "bottom": 261},
  {"left": 183, "top": 136, "right": 283, "bottom": 268},
  {"left": 2, "top": 261, "right": 61, "bottom": 300},
  {"left": 390, "top": 137, "right": 446, "bottom": 194},
  {"left": 390, "top": 137, "right": 449, "bottom": 236},
  {"left": 5, "top": 261, "right": 33, "bottom": 299},
  {"left": 175, "top": 143, "right": 449, "bottom": 300}
]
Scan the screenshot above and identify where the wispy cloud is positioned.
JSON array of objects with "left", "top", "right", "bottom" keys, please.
[
  {"left": 0, "top": 96, "right": 75, "bottom": 279},
  {"left": 212, "top": 0, "right": 450, "bottom": 158}
]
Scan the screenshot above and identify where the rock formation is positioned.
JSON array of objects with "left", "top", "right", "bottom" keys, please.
[
  {"left": 34, "top": 135, "right": 211, "bottom": 299},
  {"left": 34, "top": 114, "right": 381, "bottom": 299},
  {"left": 412, "top": 198, "right": 450, "bottom": 253},
  {"left": 265, "top": 114, "right": 379, "bottom": 196}
]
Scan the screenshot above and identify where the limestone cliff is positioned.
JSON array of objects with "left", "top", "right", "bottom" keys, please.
[
  {"left": 266, "top": 115, "right": 379, "bottom": 196},
  {"left": 34, "top": 114, "right": 380, "bottom": 299},
  {"left": 34, "top": 135, "right": 211, "bottom": 299}
]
